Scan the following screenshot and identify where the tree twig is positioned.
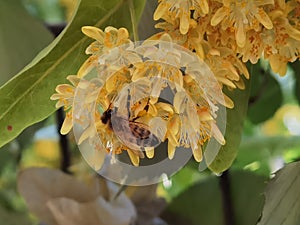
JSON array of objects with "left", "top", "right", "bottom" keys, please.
[
  {"left": 55, "top": 108, "right": 72, "bottom": 174},
  {"left": 219, "top": 170, "right": 235, "bottom": 225},
  {"left": 46, "top": 23, "right": 72, "bottom": 174}
]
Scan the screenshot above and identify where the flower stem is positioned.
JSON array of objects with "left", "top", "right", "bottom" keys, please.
[
  {"left": 129, "top": 0, "right": 139, "bottom": 42},
  {"left": 219, "top": 170, "right": 235, "bottom": 225}
]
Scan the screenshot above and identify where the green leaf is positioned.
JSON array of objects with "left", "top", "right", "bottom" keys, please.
[
  {"left": 208, "top": 77, "right": 251, "bottom": 173},
  {"left": 138, "top": 0, "right": 158, "bottom": 40},
  {"left": 162, "top": 170, "right": 267, "bottom": 225},
  {"left": 0, "top": 143, "right": 19, "bottom": 174},
  {"left": 257, "top": 162, "right": 300, "bottom": 225},
  {"left": 23, "top": 0, "right": 65, "bottom": 23},
  {"left": 247, "top": 63, "right": 283, "bottom": 124},
  {"left": 233, "top": 135, "right": 300, "bottom": 176},
  {"left": 0, "top": 205, "right": 32, "bottom": 225},
  {"left": 0, "top": 0, "right": 53, "bottom": 86},
  {"left": 0, "top": 0, "right": 146, "bottom": 148},
  {"left": 290, "top": 61, "right": 300, "bottom": 104}
]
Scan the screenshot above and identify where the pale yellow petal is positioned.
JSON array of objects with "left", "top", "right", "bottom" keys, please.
[
  {"left": 155, "top": 102, "right": 174, "bottom": 114},
  {"left": 167, "top": 142, "right": 176, "bottom": 160},
  {"left": 224, "top": 94, "right": 234, "bottom": 109},
  {"left": 234, "top": 78, "right": 245, "bottom": 90},
  {"left": 217, "top": 76, "right": 237, "bottom": 89},
  {"left": 55, "top": 84, "right": 74, "bottom": 94},
  {"left": 255, "top": 8, "right": 273, "bottom": 29},
  {"left": 180, "top": 12, "right": 190, "bottom": 34},
  {"left": 192, "top": 145, "right": 203, "bottom": 162},
  {"left": 66, "top": 75, "right": 80, "bottom": 86},
  {"left": 149, "top": 117, "right": 167, "bottom": 140},
  {"left": 286, "top": 23, "right": 300, "bottom": 41},
  {"left": 78, "top": 125, "right": 94, "bottom": 145},
  {"left": 127, "top": 150, "right": 140, "bottom": 167},
  {"left": 153, "top": 3, "right": 168, "bottom": 20},
  {"left": 198, "top": 110, "right": 213, "bottom": 121},
  {"left": 50, "top": 93, "right": 61, "bottom": 101},
  {"left": 211, "top": 122, "right": 225, "bottom": 145},
  {"left": 145, "top": 147, "right": 154, "bottom": 159},
  {"left": 117, "top": 27, "right": 130, "bottom": 41},
  {"left": 60, "top": 112, "right": 73, "bottom": 135},
  {"left": 77, "top": 57, "right": 96, "bottom": 78},
  {"left": 55, "top": 101, "right": 65, "bottom": 108},
  {"left": 81, "top": 26, "right": 104, "bottom": 42},
  {"left": 167, "top": 130, "right": 179, "bottom": 147},
  {"left": 211, "top": 7, "right": 228, "bottom": 26},
  {"left": 236, "top": 20, "right": 246, "bottom": 48}
]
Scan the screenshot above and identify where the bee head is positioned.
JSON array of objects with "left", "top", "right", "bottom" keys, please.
[{"left": 101, "top": 108, "right": 112, "bottom": 124}]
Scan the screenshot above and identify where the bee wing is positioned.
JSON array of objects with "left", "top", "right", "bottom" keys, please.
[{"left": 149, "top": 117, "right": 167, "bottom": 142}]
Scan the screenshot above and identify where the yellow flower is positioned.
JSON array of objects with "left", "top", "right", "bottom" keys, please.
[
  {"left": 203, "top": 45, "right": 249, "bottom": 91},
  {"left": 52, "top": 26, "right": 228, "bottom": 167},
  {"left": 152, "top": 17, "right": 206, "bottom": 58},
  {"left": 50, "top": 75, "right": 79, "bottom": 134},
  {"left": 261, "top": 14, "right": 300, "bottom": 75},
  {"left": 154, "top": 0, "right": 209, "bottom": 34},
  {"left": 258, "top": 1, "right": 300, "bottom": 75},
  {"left": 211, "top": 0, "right": 274, "bottom": 47},
  {"left": 237, "top": 30, "right": 264, "bottom": 64},
  {"left": 78, "top": 26, "right": 131, "bottom": 77}
]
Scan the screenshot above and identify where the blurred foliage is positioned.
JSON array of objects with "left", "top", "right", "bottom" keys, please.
[
  {"left": 247, "top": 63, "right": 283, "bottom": 124},
  {"left": 0, "top": 0, "right": 53, "bottom": 86},
  {"left": 162, "top": 170, "right": 267, "bottom": 225},
  {"left": 22, "top": 0, "right": 66, "bottom": 23},
  {"left": 208, "top": 77, "right": 250, "bottom": 173}
]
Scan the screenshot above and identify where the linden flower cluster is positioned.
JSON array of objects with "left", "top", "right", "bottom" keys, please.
[
  {"left": 153, "top": 0, "right": 300, "bottom": 76},
  {"left": 52, "top": 0, "right": 300, "bottom": 167},
  {"left": 51, "top": 26, "right": 226, "bottom": 166}
]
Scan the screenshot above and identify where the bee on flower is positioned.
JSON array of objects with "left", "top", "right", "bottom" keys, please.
[{"left": 51, "top": 17, "right": 228, "bottom": 168}]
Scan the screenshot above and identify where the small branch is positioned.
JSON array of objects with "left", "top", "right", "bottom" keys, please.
[
  {"left": 56, "top": 108, "right": 72, "bottom": 174},
  {"left": 46, "top": 23, "right": 66, "bottom": 37},
  {"left": 46, "top": 23, "right": 71, "bottom": 174},
  {"left": 219, "top": 170, "right": 235, "bottom": 225}
]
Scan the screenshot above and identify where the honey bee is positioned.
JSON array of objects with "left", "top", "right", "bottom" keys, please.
[{"left": 100, "top": 96, "right": 160, "bottom": 151}]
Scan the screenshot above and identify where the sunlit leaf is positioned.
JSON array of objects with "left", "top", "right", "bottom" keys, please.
[
  {"left": 0, "top": 0, "right": 146, "bottom": 148},
  {"left": 233, "top": 135, "right": 300, "bottom": 176},
  {"left": 247, "top": 63, "right": 283, "bottom": 124},
  {"left": 208, "top": 77, "right": 251, "bottom": 173},
  {"left": 162, "top": 170, "right": 267, "bottom": 225},
  {"left": 257, "top": 162, "right": 300, "bottom": 225},
  {"left": 0, "top": 0, "right": 53, "bottom": 86}
]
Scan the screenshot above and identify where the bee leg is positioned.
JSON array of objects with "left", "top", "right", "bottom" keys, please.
[
  {"left": 126, "top": 88, "right": 132, "bottom": 118},
  {"left": 112, "top": 185, "right": 128, "bottom": 201}
]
